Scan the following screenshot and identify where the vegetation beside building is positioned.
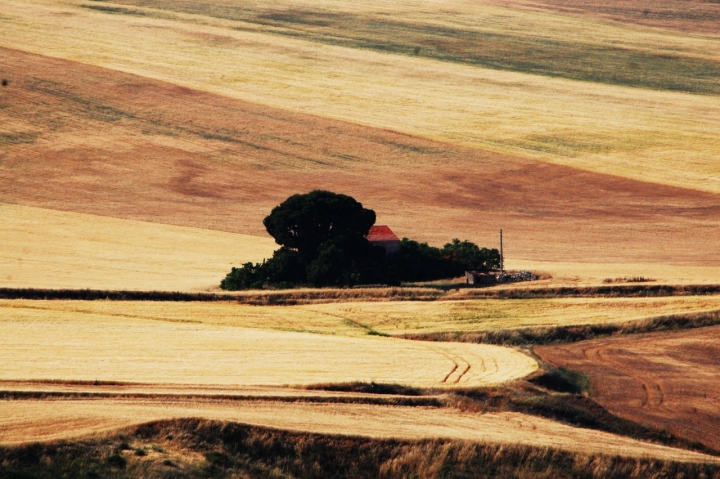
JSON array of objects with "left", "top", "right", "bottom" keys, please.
[{"left": 221, "top": 191, "right": 500, "bottom": 290}]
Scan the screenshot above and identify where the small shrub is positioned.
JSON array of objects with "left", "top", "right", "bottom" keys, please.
[
  {"left": 204, "top": 451, "right": 231, "bottom": 467},
  {"left": 162, "top": 459, "right": 176, "bottom": 467},
  {"left": 106, "top": 454, "right": 127, "bottom": 469},
  {"left": 151, "top": 445, "right": 165, "bottom": 453},
  {"left": 118, "top": 441, "right": 131, "bottom": 451},
  {"left": 367, "top": 330, "right": 389, "bottom": 337},
  {"left": 603, "top": 276, "right": 655, "bottom": 284},
  {"left": 305, "top": 381, "right": 422, "bottom": 396},
  {"left": 529, "top": 367, "right": 591, "bottom": 394},
  {"left": 134, "top": 448, "right": 147, "bottom": 456},
  {"left": 0, "top": 469, "right": 44, "bottom": 479}
]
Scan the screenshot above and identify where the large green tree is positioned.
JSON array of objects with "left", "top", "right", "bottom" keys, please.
[
  {"left": 263, "top": 190, "right": 376, "bottom": 261},
  {"left": 221, "top": 191, "right": 501, "bottom": 289},
  {"left": 222, "top": 190, "right": 383, "bottom": 289}
]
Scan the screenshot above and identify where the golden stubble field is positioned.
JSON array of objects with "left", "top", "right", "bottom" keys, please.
[
  {"left": 1, "top": 399, "right": 718, "bottom": 463},
  {"left": 2, "top": 0, "right": 719, "bottom": 194},
  {"left": 0, "top": 204, "right": 277, "bottom": 291},
  {"left": 1, "top": 0, "right": 720, "bottom": 467},
  {"left": 2, "top": 203, "right": 717, "bottom": 291},
  {"left": 1, "top": 47, "right": 718, "bottom": 272},
  {"left": 0, "top": 302, "right": 538, "bottom": 387},
  {"left": 5, "top": 296, "right": 720, "bottom": 336}
]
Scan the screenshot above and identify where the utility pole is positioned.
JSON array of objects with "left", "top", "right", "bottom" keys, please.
[{"left": 500, "top": 229, "right": 504, "bottom": 272}]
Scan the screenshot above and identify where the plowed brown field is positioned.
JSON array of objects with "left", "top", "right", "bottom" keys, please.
[
  {"left": 536, "top": 325, "right": 720, "bottom": 450},
  {"left": 1, "top": 47, "right": 719, "bottom": 267},
  {"left": 1, "top": 398, "right": 717, "bottom": 463}
]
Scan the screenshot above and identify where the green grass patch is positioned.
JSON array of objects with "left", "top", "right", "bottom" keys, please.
[{"left": 81, "top": 5, "right": 147, "bottom": 16}]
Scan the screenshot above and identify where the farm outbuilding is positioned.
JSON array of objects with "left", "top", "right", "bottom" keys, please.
[{"left": 366, "top": 225, "right": 401, "bottom": 254}]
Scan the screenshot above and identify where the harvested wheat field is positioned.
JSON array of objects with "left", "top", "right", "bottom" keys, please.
[
  {"left": 503, "top": 0, "right": 720, "bottom": 35},
  {"left": 5, "top": 297, "right": 720, "bottom": 337},
  {"left": 0, "top": 398, "right": 716, "bottom": 463},
  {"left": 536, "top": 325, "right": 720, "bottom": 451},
  {"left": 0, "top": 305, "right": 537, "bottom": 387},
  {"left": 2, "top": 0, "right": 720, "bottom": 193},
  {"left": 0, "top": 204, "right": 276, "bottom": 291},
  {"left": 1, "top": 3, "right": 720, "bottom": 274}
]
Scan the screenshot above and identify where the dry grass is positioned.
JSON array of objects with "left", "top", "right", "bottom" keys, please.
[
  {"left": 1, "top": 0, "right": 719, "bottom": 195},
  {"left": 308, "top": 296, "right": 720, "bottom": 335},
  {"left": 0, "top": 204, "right": 277, "bottom": 291},
  {"left": 0, "top": 398, "right": 717, "bottom": 463},
  {"left": 501, "top": 0, "right": 720, "bottom": 35},
  {"left": 3, "top": 419, "right": 720, "bottom": 479},
  {"left": 7, "top": 296, "right": 720, "bottom": 337},
  {"left": 504, "top": 260, "right": 720, "bottom": 287},
  {"left": 1, "top": 48, "right": 719, "bottom": 273},
  {"left": 537, "top": 325, "right": 720, "bottom": 451},
  {"left": 0, "top": 302, "right": 537, "bottom": 387},
  {"left": 87, "top": 0, "right": 720, "bottom": 94}
]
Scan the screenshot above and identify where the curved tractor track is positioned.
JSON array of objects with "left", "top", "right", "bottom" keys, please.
[{"left": 537, "top": 325, "right": 720, "bottom": 450}]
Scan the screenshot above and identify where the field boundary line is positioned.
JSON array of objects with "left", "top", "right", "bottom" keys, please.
[
  {"left": 402, "top": 310, "right": 720, "bottom": 346},
  {"left": 2, "top": 285, "right": 720, "bottom": 304},
  {"left": 0, "top": 390, "right": 443, "bottom": 407}
]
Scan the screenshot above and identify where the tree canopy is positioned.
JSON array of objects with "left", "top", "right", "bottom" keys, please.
[
  {"left": 263, "top": 190, "right": 376, "bottom": 260},
  {"left": 221, "top": 191, "right": 500, "bottom": 290}
]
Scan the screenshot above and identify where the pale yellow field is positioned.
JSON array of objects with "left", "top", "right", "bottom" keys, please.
[
  {"left": 1, "top": 0, "right": 719, "bottom": 193},
  {"left": 0, "top": 304, "right": 537, "bottom": 387},
  {"left": 310, "top": 296, "right": 720, "bottom": 335},
  {"left": 5, "top": 296, "right": 720, "bottom": 338},
  {"left": 1, "top": 399, "right": 717, "bottom": 463},
  {"left": 0, "top": 204, "right": 277, "bottom": 291},
  {"left": 3, "top": 204, "right": 718, "bottom": 292},
  {"left": 505, "top": 259, "right": 720, "bottom": 287}
]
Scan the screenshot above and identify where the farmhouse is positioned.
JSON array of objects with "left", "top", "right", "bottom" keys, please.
[{"left": 366, "top": 225, "right": 401, "bottom": 254}]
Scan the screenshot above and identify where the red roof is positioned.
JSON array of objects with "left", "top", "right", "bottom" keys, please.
[{"left": 366, "top": 225, "right": 400, "bottom": 242}]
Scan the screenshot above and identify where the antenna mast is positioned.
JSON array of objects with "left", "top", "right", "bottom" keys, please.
[{"left": 500, "top": 229, "right": 504, "bottom": 272}]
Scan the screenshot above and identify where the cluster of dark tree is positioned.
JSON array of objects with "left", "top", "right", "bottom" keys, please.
[{"left": 221, "top": 191, "right": 500, "bottom": 290}]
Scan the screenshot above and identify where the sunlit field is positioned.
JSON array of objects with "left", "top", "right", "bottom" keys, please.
[
  {"left": 0, "top": 204, "right": 276, "bottom": 291},
  {"left": 2, "top": 399, "right": 717, "bottom": 463},
  {"left": 538, "top": 325, "right": 720, "bottom": 451},
  {"left": 1, "top": 0, "right": 720, "bottom": 470},
  {"left": 5, "top": 296, "right": 720, "bottom": 336},
  {"left": 0, "top": 303, "right": 537, "bottom": 387},
  {"left": 1, "top": 0, "right": 719, "bottom": 193}
]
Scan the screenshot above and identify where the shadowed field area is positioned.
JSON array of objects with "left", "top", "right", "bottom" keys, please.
[
  {"left": 1, "top": 48, "right": 719, "bottom": 271},
  {"left": 536, "top": 325, "right": 720, "bottom": 451},
  {"left": 2, "top": 420, "right": 720, "bottom": 479},
  {"left": 503, "top": 0, "right": 720, "bottom": 36},
  {"left": 0, "top": 400, "right": 717, "bottom": 463}
]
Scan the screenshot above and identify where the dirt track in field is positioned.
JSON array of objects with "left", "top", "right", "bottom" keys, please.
[
  {"left": 536, "top": 325, "right": 720, "bottom": 451},
  {"left": 1, "top": 48, "right": 719, "bottom": 265},
  {"left": 1, "top": 398, "right": 717, "bottom": 463}
]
